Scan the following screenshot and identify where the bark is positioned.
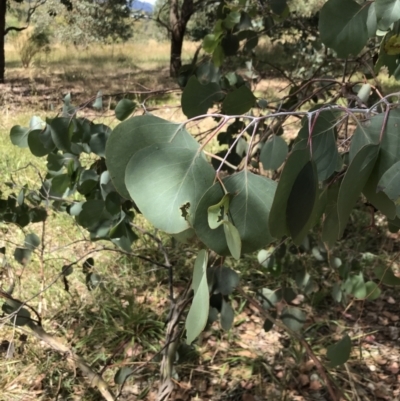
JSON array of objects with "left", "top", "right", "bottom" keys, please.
[
  {"left": 169, "top": 0, "right": 194, "bottom": 77},
  {"left": 0, "top": 0, "right": 6, "bottom": 83}
]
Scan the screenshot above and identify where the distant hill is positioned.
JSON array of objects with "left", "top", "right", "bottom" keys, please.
[{"left": 131, "top": 0, "right": 153, "bottom": 13}]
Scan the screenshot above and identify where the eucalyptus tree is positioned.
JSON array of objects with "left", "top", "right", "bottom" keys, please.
[{"left": 6, "top": 0, "right": 400, "bottom": 400}]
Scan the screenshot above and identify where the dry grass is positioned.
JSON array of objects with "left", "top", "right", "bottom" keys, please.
[{"left": 3, "top": 40, "right": 199, "bottom": 109}]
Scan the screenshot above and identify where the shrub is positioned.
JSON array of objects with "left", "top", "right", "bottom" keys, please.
[{"left": 13, "top": 28, "right": 51, "bottom": 68}]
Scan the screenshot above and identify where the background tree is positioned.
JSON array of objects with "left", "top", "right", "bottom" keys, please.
[
  {"left": 153, "top": 0, "right": 197, "bottom": 76},
  {"left": 0, "top": 0, "right": 75, "bottom": 82},
  {"left": 1, "top": 0, "right": 133, "bottom": 82}
]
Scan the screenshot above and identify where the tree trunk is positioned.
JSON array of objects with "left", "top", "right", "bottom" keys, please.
[
  {"left": 0, "top": 0, "right": 6, "bottom": 83},
  {"left": 169, "top": 0, "right": 194, "bottom": 77}
]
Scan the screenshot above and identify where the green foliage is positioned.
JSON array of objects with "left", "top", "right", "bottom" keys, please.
[
  {"left": 31, "top": 0, "right": 134, "bottom": 46},
  {"left": 115, "top": 99, "right": 137, "bottom": 121},
  {"left": 114, "top": 367, "right": 133, "bottom": 385},
  {"left": 2, "top": 300, "right": 32, "bottom": 327},
  {"left": 319, "top": 0, "right": 369, "bottom": 58},
  {"left": 259, "top": 135, "right": 288, "bottom": 171},
  {"left": 10, "top": 95, "right": 137, "bottom": 250},
  {"left": 182, "top": 76, "right": 223, "bottom": 118},
  {"left": 186, "top": 250, "right": 209, "bottom": 344},
  {"left": 194, "top": 171, "right": 276, "bottom": 257},
  {"left": 327, "top": 335, "right": 352, "bottom": 367},
  {"left": 281, "top": 306, "right": 306, "bottom": 332}
]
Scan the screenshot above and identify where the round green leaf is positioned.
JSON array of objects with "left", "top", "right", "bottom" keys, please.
[
  {"left": 115, "top": 98, "right": 137, "bottom": 121},
  {"left": 343, "top": 273, "right": 366, "bottom": 299},
  {"left": 192, "top": 250, "right": 208, "bottom": 293},
  {"left": 196, "top": 61, "right": 220, "bottom": 84},
  {"left": 89, "top": 132, "right": 109, "bottom": 158},
  {"left": 311, "top": 246, "right": 325, "bottom": 261},
  {"left": 221, "top": 34, "right": 240, "bottom": 56},
  {"left": 263, "top": 314, "right": 276, "bottom": 332},
  {"left": 208, "top": 307, "right": 219, "bottom": 325},
  {"left": 327, "top": 334, "right": 352, "bottom": 367},
  {"left": 286, "top": 160, "right": 318, "bottom": 244},
  {"left": 110, "top": 220, "right": 138, "bottom": 252},
  {"left": 297, "top": 110, "right": 340, "bottom": 181},
  {"left": 62, "top": 265, "right": 73, "bottom": 276},
  {"left": 10, "top": 126, "right": 29, "bottom": 148},
  {"left": 28, "top": 127, "right": 55, "bottom": 157},
  {"left": 257, "top": 249, "right": 275, "bottom": 269},
  {"left": 319, "top": 0, "right": 369, "bottom": 58},
  {"left": 86, "top": 272, "right": 103, "bottom": 290},
  {"left": 14, "top": 248, "right": 32, "bottom": 265},
  {"left": 374, "top": 265, "right": 400, "bottom": 286},
  {"left": 92, "top": 91, "right": 102, "bottom": 110},
  {"left": 186, "top": 251, "right": 209, "bottom": 344},
  {"left": 100, "top": 171, "right": 115, "bottom": 200},
  {"left": 47, "top": 153, "right": 65, "bottom": 172},
  {"left": 357, "top": 83, "right": 371, "bottom": 104},
  {"left": 181, "top": 76, "right": 223, "bottom": 118},
  {"left": 337, "top": 144, "right": 379, "bottom": 237},
  {"left": 295, "top": 269, "right": 310, "bottom": 290},
  {"left": 377, "top": 160, "right": 400, "bottom": 204},
  {"left": 222, "top": 85, "right": 256, "bottom": 115},
  {"left": 203, "top": 33, "right": 220, "bottom": 53},
  {"left": 114, "top": 367, "right": 133, "bottom": 385},
  {"left": 367, "top": 3, "right": 377, "bottom": 37},
  {"left": 376, "top": 0, "right": 400, "bottom": 30},
  {"left": 49, "top": 117, "right": 73, "bottom": 152},
  {"left": 223, "top": 11, "right": 241, "bottom": 29},
  {"left": 269, "top": 148, "right": 310, "bottom": 239},
  {"left": 77, "top": 200, "right": 113, "bottom": 231},
  {"left": 105, "top": 114, "right": 199, "bottom": 199},
  {"left": 223, "top": 220, "right": 241, "bottom": 259},
  {"left": 365, "top": 281, "right": 381, "bottom": 301},
  {"left": 208, "top": 266, "right": 239, "bottom": 295},
  {"left": 270, "top": 0, "right": 287, "bottom": 15},
  {"left": 194, "top": 171, "right": 277, "bottom": 255},
  {"left": 349, "top": 110, "right": 400, "bottom": 219},
  {"left": 322, "top": 181, "right": 341, "bottom": 248},
  {"left": 220, "top": 299, "right": 234, "bottom": 331},
  {"left": 207, "top": 193, "right": 231, "bottom": 229},
  {"left": 30, "top": 207, "right": 47, "bottom": 223},
  {"left": 331, "top": 283, "right": 343, "bottom": 302},
  {"left": 78, "top": 170, "right": 98, "bottom": 195},
  {"left": 24, "top": 233, "right": 40, "bottom": 250},
  {"left": 260, "top": 288, "right": 281, "bottom": 310},
  {"left": 243, "top": 30, "right": 259, "bottom": 52},
  {"left": 50, "top": 174, "right": 71, "bottom": 197},
  {"left": 260, "top": 135, "right": 288, "bottom": 171},
  {"left": 2, "top": 301, "right": 31, "bottom": 327},
  {"left": 125, "top": 143, "right": 215, "bottom": 234},
  {"left": 281, "top": 306, "right": 306, "bottom": 332}
]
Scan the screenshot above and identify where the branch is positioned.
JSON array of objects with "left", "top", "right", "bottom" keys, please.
[
  {"left": 4, "top": 0, "right": 47, "bottom": 35},
  {"left": 4, "top": 25, "right": 28, "bottom": 35},
  {"left": 152, "top": 1, "right": 172, "bottom": 33}
]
